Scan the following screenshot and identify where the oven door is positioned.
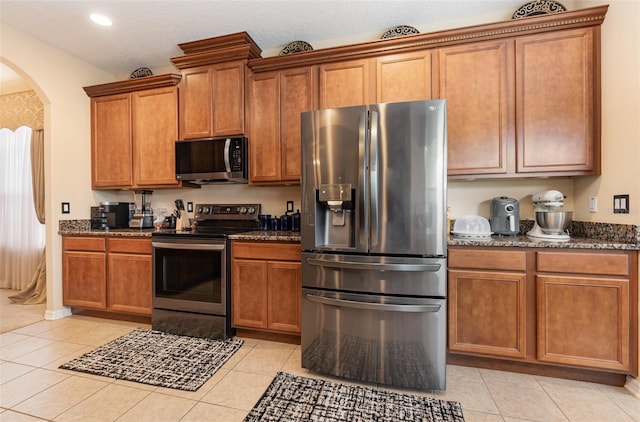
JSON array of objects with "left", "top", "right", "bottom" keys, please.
[{"left": 152, "top": 237, "right": 228, "bottom": 316}]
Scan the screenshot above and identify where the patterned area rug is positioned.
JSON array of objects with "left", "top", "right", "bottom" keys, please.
[
  {"left": 59, "top": 328, "right": 243, "bottom": 391},
  {"left": 246, "top": 372, "right": 465, "bottom": 421}
]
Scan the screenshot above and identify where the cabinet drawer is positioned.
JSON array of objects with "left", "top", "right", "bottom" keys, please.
[
  {"left": 449, "top": 248, "right": 527, "bottom": 271},
  {"left": 63, "top": 237, "right": 106, "bottom": 252},
  {"left": 232, "top": 241, "right": 301, "bottom": 261},
  {"left": 108, "top": 237, "right": 152, "bottom": 254},
  {"left": 537, "top": 251, "right": 629, "bottom": 276}
]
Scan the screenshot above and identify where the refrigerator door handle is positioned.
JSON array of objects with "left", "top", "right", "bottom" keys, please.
[
  {"left": 369, "top": 109, "right": 379, "bottom": 249},
  {"left": 305, "top": 293, "right": 441, "bottom": 313},
  {"left": 306, "top": 257, "right": 441, "bottom": 272}
]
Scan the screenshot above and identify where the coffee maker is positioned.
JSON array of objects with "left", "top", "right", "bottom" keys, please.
[
  {"left": 490, "top": 196, "right": 520, "bottom": 235},
  {"left": 129, "top": 190, "right": 154, "bottom": 229}
]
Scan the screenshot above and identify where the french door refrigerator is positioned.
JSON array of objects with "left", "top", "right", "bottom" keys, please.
[{"left": 300, "top": 99, "right": 448, "bottom": 390}]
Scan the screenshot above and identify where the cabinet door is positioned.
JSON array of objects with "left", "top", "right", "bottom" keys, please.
[
  {"left": 537, "top": 275, "right": 629, "bottom": 371},
  {"left": 280, "top": 67, "right": 315, "bottom": 182},
  {"left": 267, "top": 261, "right": 301, "bottom": 333},
  {"left": 63, "top": 251, "right": 107, "bottom": 309},
  {"left": 516, "top": 28, "right": 596, "bottom": 174},
  {"left": 107, "top": 253, "right": 152, "bottom": 315},
  {"left": 319, "top": 59, "right": 373, "bottom": 109},
  {"left": 448, "top": 269, "right": 527, "bottom": 358},
  {"left": 249, "top": 72, "right": 281, "bottom": 183},
  {"left": 232, "top": 259, "right": 268, "bottom": 329},
  {"left": 132, "top": 86, "right": 179, "bottom": 187},
  {"left": 91, "top": 94, "right": 133, "bottom": 188},
  {"left": 179, "top": 66, "right": 213, "bottom": 139},
  {"left": 437, "top": 40, "right": 513, "bottom": 176},
  {"left": 212, "top": 61, "right": 245, "bottom": 136},
  {"left": 376, "top": 51, "right": 432, "bottom": 103}
]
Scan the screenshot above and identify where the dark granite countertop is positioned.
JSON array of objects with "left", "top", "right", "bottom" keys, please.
[
  {"left": 59, "top": 220, "right": 638, "bottom": 249},
  {"left": 447, "top": 234, "right": 639, "bottom": 250}
]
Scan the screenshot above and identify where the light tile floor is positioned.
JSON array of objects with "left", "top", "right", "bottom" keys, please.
[{"left": 1, "top": 289, "right": 638, "bottom": 422}]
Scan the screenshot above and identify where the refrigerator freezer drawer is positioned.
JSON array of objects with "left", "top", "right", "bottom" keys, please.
[
  {"left": 302, "top": 252, "right": 447, "bottom": 297},
  {"left": 301, "top": 288, "right": 446, "bottom": 390}
]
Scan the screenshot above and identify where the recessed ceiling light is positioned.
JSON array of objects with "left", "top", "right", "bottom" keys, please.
[{"left": 90, "top": 13, "right": 112, "bottom": 27}]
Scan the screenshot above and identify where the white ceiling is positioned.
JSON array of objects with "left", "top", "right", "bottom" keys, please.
[{"left": 0, "top": 0, "right": 539, "bottom": 79}]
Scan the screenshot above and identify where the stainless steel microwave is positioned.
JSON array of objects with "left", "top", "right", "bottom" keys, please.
[{"left": 175, "top": 136, "right": 248, "bottom": 184}]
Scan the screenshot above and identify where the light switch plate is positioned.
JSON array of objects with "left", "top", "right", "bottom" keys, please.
[
  {"left": 613, "top": 194, "right": 630, "bottom": 214},
  {"left": 589, "top": 196, "right": 597, "bottom": 213},
  {"left": 61, "top": 202, "right": 70, "bottom": 214}
]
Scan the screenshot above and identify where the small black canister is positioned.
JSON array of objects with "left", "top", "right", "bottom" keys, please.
[
  {"left": 291, "top": 210, "right": 301, "bottom": 232},
  {"left": 280, "top": 214, "right": 292, "bottom": 231}
]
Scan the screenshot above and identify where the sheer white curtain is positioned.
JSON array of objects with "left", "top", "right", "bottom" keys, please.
[{"left": 0, "top": 126, "right": 46, "bottom": 289}]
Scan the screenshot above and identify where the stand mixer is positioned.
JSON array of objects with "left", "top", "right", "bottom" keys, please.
[{"left": 527, "top": 190, "right": 573, "bottom": 241}]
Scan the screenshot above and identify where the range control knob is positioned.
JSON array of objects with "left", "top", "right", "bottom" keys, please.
[
  {"left": 240, "top": 207, "right": 248, "bottom": 214},
  {"left": 203, "top": 206, "right": 211, "bottom": 214},
  {"left": 247, "top": 207, "right": 256, "bottom": 214},
  {"left": 196, "top": 207, "right": 204, "bottom": 214}
]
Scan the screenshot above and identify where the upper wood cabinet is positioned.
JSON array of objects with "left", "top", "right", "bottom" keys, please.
[
  {"left": 85, "top": 74, "right": 182, "bottom": 190},
  {"left": 376, "top": 50, "right": 432, "bottom": 103},
  {"left": 516, "top": 28, "right": 598, "bottom": 174},
  {"left": 170, "top": 32, "right": 262, "bottom": 140},
  {"left": 178, "top": 61, "right": 246, "bottom": 139},
  {"left": 437, "top": 27, "right": 600, "bottom": 178},
  {"left": 248, "top": 66, "right": 316, "bottom": 184},
  {"left": 436, "top": 40, "right": 513, "bottom": 176},
  {"left": 319, "top": 59, "right": 374, "bottom": 109}
]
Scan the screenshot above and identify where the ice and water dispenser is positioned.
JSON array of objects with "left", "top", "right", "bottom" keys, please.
[{"left": 315, "top": 183, "right": 356, "bottom": 248}]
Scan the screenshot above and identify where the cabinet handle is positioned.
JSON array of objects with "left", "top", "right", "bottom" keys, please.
[
  {"left": 305, "top": 293, "right": 441, "bottom": 313},
  {"left": 306, "top": 257, "right": 440, "bottom": 272}
]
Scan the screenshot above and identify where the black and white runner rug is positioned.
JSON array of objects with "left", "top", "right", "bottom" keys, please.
[
  {"left": 246, "top": 372, "right": 465, "bottom": 421},
  {"left": 59, "top": 328, "right": 243, "bottom": 391}
]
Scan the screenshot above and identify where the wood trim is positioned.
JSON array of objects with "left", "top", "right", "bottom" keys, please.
[
  {"left": 249, "top": 5, "right": 608, "bottom": 72},
  {"left": 177, "top": 31, "right": 262, "bottom": 56},
  {"left": 83, "top": 74, "right": 181, "bottom": 97},
  {"left": 171, "top": 46, "right": 257, "bottom": 69}
]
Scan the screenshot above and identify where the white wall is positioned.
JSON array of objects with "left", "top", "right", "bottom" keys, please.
[{"left": 1, "top": 24, "right": 114, "bottom": 317}]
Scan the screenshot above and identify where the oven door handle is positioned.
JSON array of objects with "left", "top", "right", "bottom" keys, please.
[
  {"left": 152, "top": 242, "right": 225, "bottom": 251},
  {"left": 305, "top": 293, "right": 441, "bottom": 313}
]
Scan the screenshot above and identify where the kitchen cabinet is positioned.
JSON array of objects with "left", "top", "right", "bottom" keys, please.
[
  {"left": 318, "top": 59, "right": 374, "bottom": 109},
  {"left": 448, "top": 248, "right": 528, "bottom": 358},
  {"left": 248, "top": 66, "right": 316, "bottom": 184},
  {"left": 63, "top": 237, "right": 107, "bottom": 309},
  {"left": 106, "top": 238, "right": 152, "bottom": 315},
  {"left": 515, "top": 28, "right": 598, "bottom": 174},
  {"left": 536, "top": 251, "right": 633, "bottom": 372},
  {"left": 246, "top": 6, "right": 606, "bottom": 180},
  {"left": 437, "top": 27, "right": 599, "bottom": 178},
  {"left": 63, "top": 236, "right": 152, "bottom": 316},
  {"left": 376, "top": 50, "right": 432, "bottom": 103},
  {"left": 231, "top": 241, "right": 302, "bottom": 334},
  {"left": 178, "top": 61, "right": 246, "bottom": 139},
  {"left": 436, "top": 40, "right": 513, "bottom": 176},
  {"left": 85, "top": 74, "right": 182, "bottom": 190},
  {"left": 448, "top": 246, "right": 638, "bottom": 379}
]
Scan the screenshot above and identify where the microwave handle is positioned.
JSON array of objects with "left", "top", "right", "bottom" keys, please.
[{"left": 223, "top": 138, "right": 231, "bottom": 173}]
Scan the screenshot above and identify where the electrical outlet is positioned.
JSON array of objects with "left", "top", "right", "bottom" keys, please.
[
  {"left": 61, "top": 202, "right": 70, "bottom": 214},
  {"left": 187, "top": 202, "right": 193, "bottom": 213},
  {"left": 589, "top": 196, "right": 597, "bottom": 213},
  {"left": 286, "top": 201, "right": 294, "bottom": 213},
  {"left": 613, "top": 194, "right": 630, "bottom": 214}
]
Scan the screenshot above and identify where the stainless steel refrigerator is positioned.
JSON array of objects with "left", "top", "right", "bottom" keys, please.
[{"left": 301, "top": 99, "right": 447, "bottom": 390}]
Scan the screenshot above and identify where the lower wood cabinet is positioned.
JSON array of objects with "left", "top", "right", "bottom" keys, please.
[
  {"left": 231, "top": 241, "right": 301, "bottom": 334},
  {"left": 448, "top": 247, "right": 638, "bottom": 377},
  {"left": 62, "top": 236, "right": 152, "bottom": 316}
]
